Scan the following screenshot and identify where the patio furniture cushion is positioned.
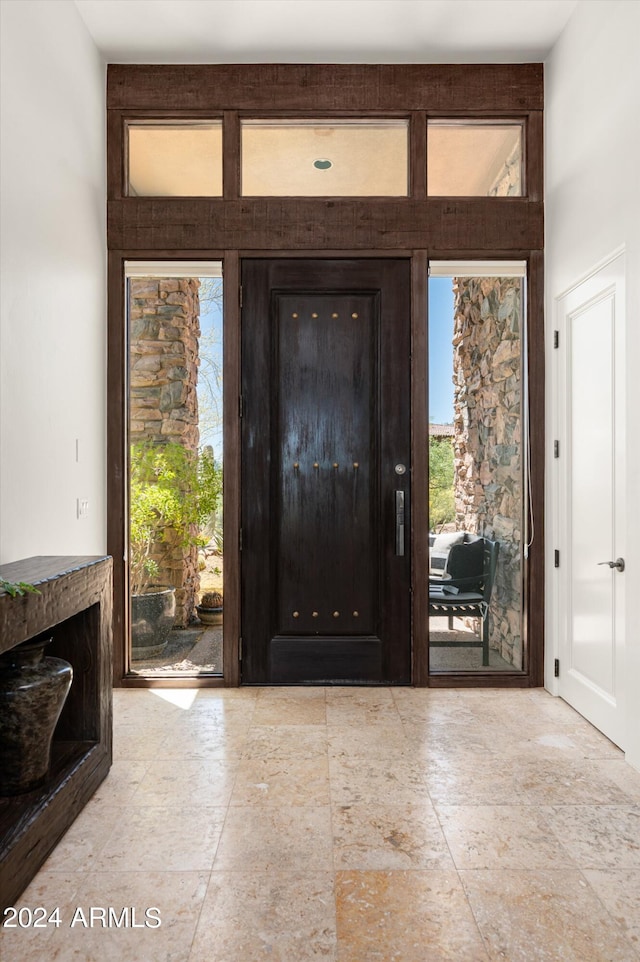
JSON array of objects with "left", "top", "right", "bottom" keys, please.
[{"left": 428, "top": 530, "right": 465, "bottom": 576}]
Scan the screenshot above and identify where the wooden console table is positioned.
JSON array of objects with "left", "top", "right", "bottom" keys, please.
[{"left": 0, "top": 556, "right": 112, "bottom": 910}]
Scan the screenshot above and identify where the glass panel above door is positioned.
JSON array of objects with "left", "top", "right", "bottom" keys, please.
[
  {"left": 241, "top": 119, "right": 409, "bottom": 196},
  {"left": 127, "top": 123, "right": 223, "bottom": 196},
  {"left": 427, "top": 122, "right": 523, "bottom": 196}
]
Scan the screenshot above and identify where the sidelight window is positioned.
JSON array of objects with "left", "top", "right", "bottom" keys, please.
[
  {"left": 428, "top": 261, "right": 528, "bottom": 673},
  {"left": 126, "top": 261, "right": 224, "bottom": 677}
]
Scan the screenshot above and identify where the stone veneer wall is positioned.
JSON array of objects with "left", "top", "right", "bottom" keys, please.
[
  {"left": 129, "top": 277, "right": 201, "bottom": 627},
  {"left": 452, "top": 277, "right": 522, "bottom": 666}
]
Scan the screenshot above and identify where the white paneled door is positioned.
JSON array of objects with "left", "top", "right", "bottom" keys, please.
[{"left": 556, "top": 252, "right": 626, "bottom": 747}]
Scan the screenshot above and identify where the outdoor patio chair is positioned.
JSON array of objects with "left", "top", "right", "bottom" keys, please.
[{"left": 428, "top": 535, "right": 499, "bottom": 667}]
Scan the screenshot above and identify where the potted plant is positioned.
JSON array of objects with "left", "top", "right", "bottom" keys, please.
[
  {"left": 129, "top": 441, "right": 222, "bottom": 657},
  {"left": 196, "top": 590, "right": 223, "bottom": 626}
]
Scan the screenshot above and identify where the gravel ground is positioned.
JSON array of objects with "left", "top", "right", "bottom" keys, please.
[{"left": 130, "top": 625, "right": 223, "bottom": 675}]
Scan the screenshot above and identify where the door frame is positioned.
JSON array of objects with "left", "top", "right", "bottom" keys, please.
[{"left": 106, "top": 63, "right": 545, "bottom": 688}]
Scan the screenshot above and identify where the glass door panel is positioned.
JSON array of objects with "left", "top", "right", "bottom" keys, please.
[
  {"left": 428, "top": 264, "right": 526, "bottom": 672},
  {"left": 126, "top": 262, "right": 224, "bottom": 677}
]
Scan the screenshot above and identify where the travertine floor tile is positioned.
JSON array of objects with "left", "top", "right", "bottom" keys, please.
[
  {"left": 231, "top": 754, "right": 331, "bottom": 806},
  {"left": 513, "top": 757, "right": 636, "bottom": 805},
  {"left": 194, "top": 687, "right": 259, "bottom": 706},
  {"left": 39, "top": 871, "right": 207, "bottom": 962},
  {"left": 253, "top": 689, "right": 327, "bottom": 726},
  {"left": 112, "top": 723, "right": 169, "bottom": 761},
  {"left": 0, "top": 872, "right": 87, "bottom": 957},
  {"left": 328, "top": 725, "right": 409, "bottom": 758},
  {"left": 403, "top": 720, "right": 498, "bottom": 756},
  {"left": 460, "top": 868, "right": 639, "bottom": 962},
  {"left": 332, "top": 800, "right": 454, "bottom": 870},
  {"left": 544, "top": 805, "right": 640, "bottom": 869},
  {"left": 213, "top": 805, "right": 334, "bottom": 871},
  {"left": 135, "top": 758, "right": 236, "bottom": 804},
  {"left": 336, "top": 870, "right": 489, "bottom": 961},
  {"left": 160, "top": 725, "right": 249, "bottom": 761},
  {"left": 94, "top": 805, "right": 226, "bottom": 872},
  {"left": 40, "top": 806, "right": 122, "bottom": 874},
  {"left": 89, "top": 759, "right": 150, "bottom": 803},
  {"left": 190, "top": 871, "right": 337, "bottom": 962},
  {"left": 329, "top": 754, "right": 433, "bottom": 806},
  {"left": 436, "top": 804, "right": 578, "bottom": 870},
  {"left": 595, "top": 757, "right": 640, "bottom": 799},
  {"left": 112, "top": 688, "right": 190, "bottom": 724},
  {"left": 583, "top": 870, "right": 640, "bottom": 948},
  {"left": 420, "top": 750, "right": 527, "bottom": 806},
  {"left": 326, "top": 688, "right": 400, "bottom": 729},
  {"left": 242, "top": 724, "right": 329, "bottom": 759}
]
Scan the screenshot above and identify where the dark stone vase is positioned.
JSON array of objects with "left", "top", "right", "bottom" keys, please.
[
  {"left": 0, "top": 635, "right": 73, "bottom": 796},
  {"left": 131, "top": 586, "right": 176, "bottom": 659}
]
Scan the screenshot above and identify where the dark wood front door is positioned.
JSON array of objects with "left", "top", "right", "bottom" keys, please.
[{"left": 241, "top": 259, "right": 411, "bottom": 684}]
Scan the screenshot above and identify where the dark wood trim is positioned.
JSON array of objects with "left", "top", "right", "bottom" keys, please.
[
  {"left": 223, "top": 251, "right": 241, "bottom": 686},
  {"left": 119, "top": 676, "right": 227, "bottom": 689},
  {"left": 107, "top": 111, "right": 125, "bottom": 201},
  {"left": 107, "top": 252, "right": 127, "bottom": 685},
  {"left": 108, "top": 197, "right": 543, "bottom": 253},
  {"left": 526, "top": 250, "right": 545, "bottom": 687},
  {"left": 223, "top": 111, "right": 240, "bottom": 200},
  {"left": 410, "top": 113, "right": 427, "bottom": 199},
  {"left": 428, "top": 671, "right": 532, "bottom": 688},
  {"left": 526, "top": 110, "right": 544, "bottom": 204},
  {"left": 107, "top": 64, "right": 543, "bottom": 112},
  {"left": 411, "top": 251, "right": 429, "bottom": 686}
]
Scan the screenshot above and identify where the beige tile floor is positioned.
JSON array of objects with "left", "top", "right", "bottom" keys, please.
[{"left": 2, "top": 686, "right": 640, "bottom": 961}]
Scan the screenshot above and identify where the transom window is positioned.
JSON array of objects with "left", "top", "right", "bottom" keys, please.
[
  {"left": 240, "top": 119, "right": 409, "bottom": 196},
  {"left": 427, "top": 121, "right": 523, "bottom": 196},
  {"left": 127, "top": 122, "right": 223, "bottom": 196}
]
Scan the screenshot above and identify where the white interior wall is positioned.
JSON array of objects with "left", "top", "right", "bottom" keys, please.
[
  {"left": 0, "top": 0, "right": 106, "bottom": 563},
  {"left": 545, "top": 0, "right": 640, "bottom": 768}
]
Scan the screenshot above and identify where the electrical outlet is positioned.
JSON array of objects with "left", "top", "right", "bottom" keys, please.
[{"left": 77, "top": 498, "right": 89, "bottom": 520}]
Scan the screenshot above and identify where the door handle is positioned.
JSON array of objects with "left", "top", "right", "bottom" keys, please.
[
  {"left": 598, "top": 558, "right": 625, "bottom": 572},
  {"left": 395, "top": 490, "right": 405, "bottom": 556}
]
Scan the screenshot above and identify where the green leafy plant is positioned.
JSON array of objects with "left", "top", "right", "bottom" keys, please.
[
  {"left": 429, "top": 435, "right": 455, "bottom": 529},
  {"left": 0, "top": 578, "right": 40, "bottom": 598},
  {"left": 129, "top": 441, "right": 222, "bottom": 594}
]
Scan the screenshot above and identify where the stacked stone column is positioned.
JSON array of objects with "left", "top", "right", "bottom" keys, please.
[
  {"left": 452, "top": 277, "right": 522, "bottom": 667},
  {"left": 129, "top": 277, "right": 201, "bottom": 626}
]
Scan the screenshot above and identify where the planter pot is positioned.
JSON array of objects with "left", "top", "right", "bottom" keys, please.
[
  {"left": 0, "top": 635, "right": 73, "bottom": 796},
  {"left": 196, "top": 605, "right": 223, "bottom": 627},
  {"left": 131, "top": 586, "right": 176, "bottom": 659}
]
